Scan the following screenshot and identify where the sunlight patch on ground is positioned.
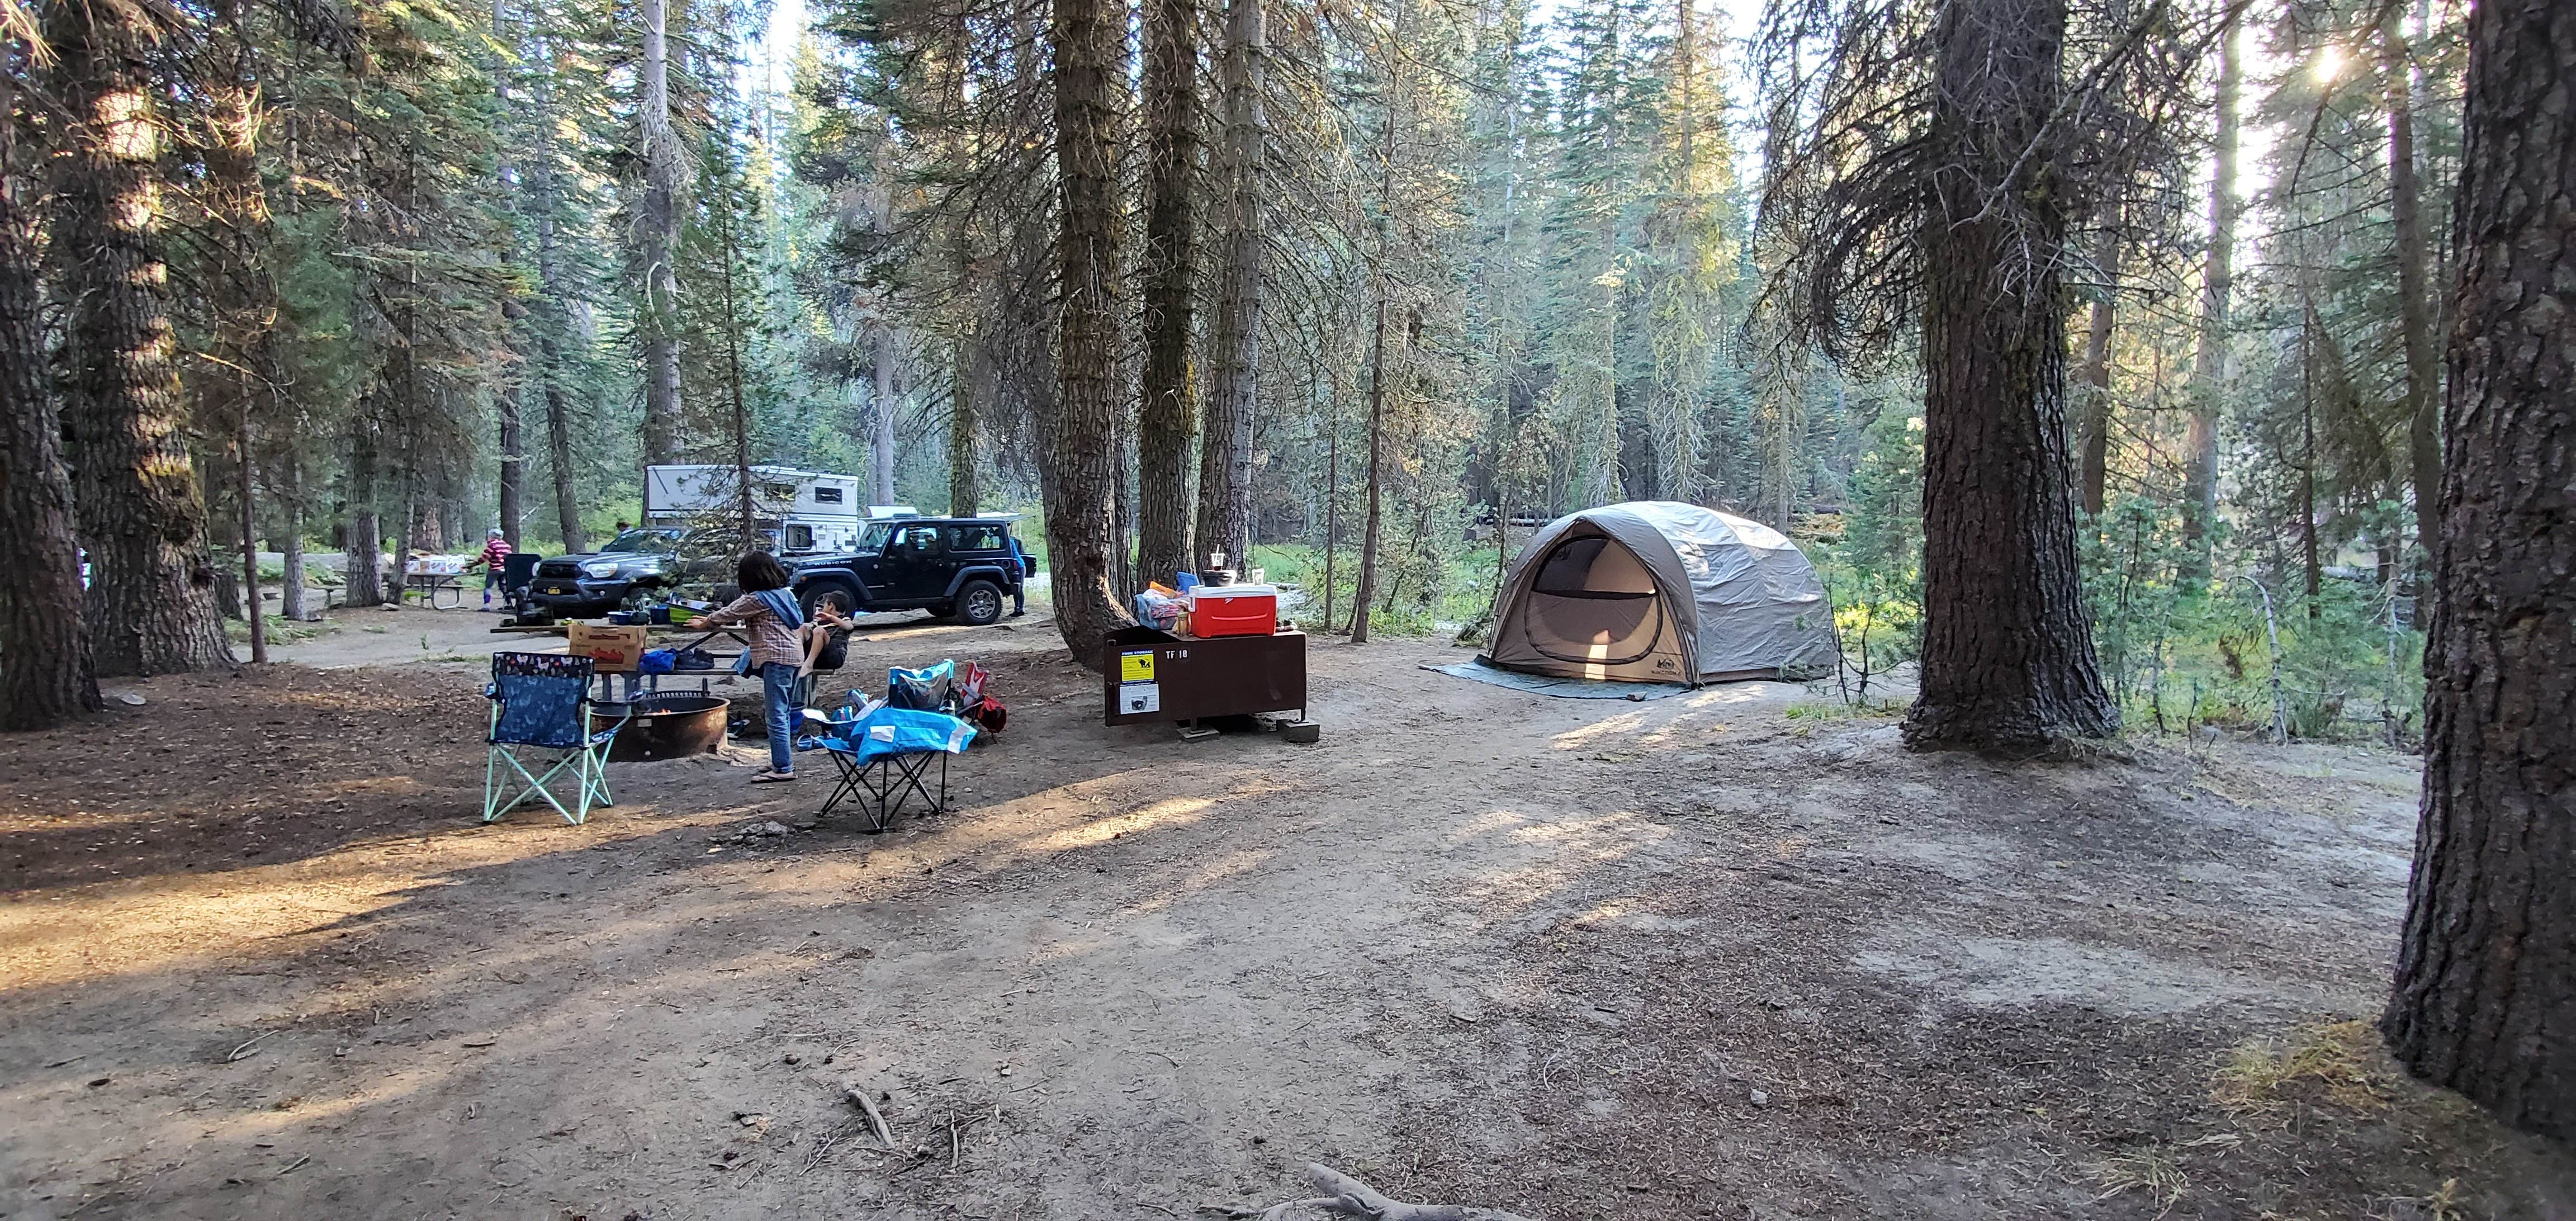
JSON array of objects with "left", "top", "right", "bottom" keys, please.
[
  {"left": 1549, "top": 712, "right": 1651, "bottom": 747},
  {"left": 1019, "top": 796, "right": 1219, "bottom": 854}
]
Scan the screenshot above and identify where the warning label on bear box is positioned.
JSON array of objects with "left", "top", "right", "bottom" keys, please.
[
  {"left": 1119, "top": 682, "right": 1161, "bottom": 714},
  {"left": 1119, "top": 651, "right": 1156, "bottom": 683}
]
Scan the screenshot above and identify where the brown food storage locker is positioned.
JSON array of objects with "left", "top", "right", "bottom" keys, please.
[{"left": 1101, "top": 626, "right": 1306, "bottom": 727}]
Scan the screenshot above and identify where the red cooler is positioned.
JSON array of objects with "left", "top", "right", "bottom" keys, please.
[{"left": 1190, "top": 584, "right": 1278, "bottom": 637}]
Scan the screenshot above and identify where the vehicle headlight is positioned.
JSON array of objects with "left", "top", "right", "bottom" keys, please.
[{"left": 581, "top": 560, "right": 619, "bottom": 578}]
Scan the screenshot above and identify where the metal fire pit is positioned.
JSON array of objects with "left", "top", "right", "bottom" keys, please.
[{"left": 607, "top": 692, "right": 729, "bottom": 762}]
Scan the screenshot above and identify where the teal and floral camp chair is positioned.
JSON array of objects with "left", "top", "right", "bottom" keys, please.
[{"left": 484, "top": 652, "right": 630, "bottom": 825}]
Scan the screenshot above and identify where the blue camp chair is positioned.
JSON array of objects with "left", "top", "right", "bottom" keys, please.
[
  {"left": 483, "top": 652, "right": 631, "bottom": 825},
  {"left": 816, "top": 706, "right": 977, "bottom": 834}
]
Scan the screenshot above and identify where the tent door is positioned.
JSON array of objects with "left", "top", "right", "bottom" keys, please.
[{"left": 1513, "top": 535, "right": 1675, "bottom": 668}]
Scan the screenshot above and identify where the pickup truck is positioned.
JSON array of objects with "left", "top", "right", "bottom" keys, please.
[
  {"left": 788, "top": 517, "right": 1029, "bottom": 626},
  {"left": 525, "top": 526, "right": 764, "bottom": 618}
]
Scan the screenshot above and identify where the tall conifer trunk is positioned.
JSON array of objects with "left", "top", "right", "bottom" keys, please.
[
  {"left": 1900, "top": 0, "right": 2114, "bottom": 751},
  {"left": 1135, "top": 0, "right": 1203, "bottom": 585},
  {"left": 527, "top": 56, "right": 585, "bottom": 555},
  {"left": 345, "top": 414, "right": 385, "bottom": 605},
  {"left": 1044, "top": 0, "right": 1137, "bottom": 661},
  {"left": 47, "top": 0, "right": 236, "bottom": 675},
  {"left": 2380, "top": 0, "right": 2575, "bottom": 1142},
  {"left": 2180, "top": 7, "right": 2238, "bottom": 562},
  {"left": 638, "top": 0, "right": 681, "bottom": 467},
  {"left": 949, "top": 337, "right": 979, "bottom": 513},
  {"left": 1194, "top": 0, "right": 1264, "bottom": 577},
  {"left": 1, "top": 66, "right": 103, "bottom": 727},
  {"left": 2383, "top": 7, "right": 2440, "bottom": 589},
  {"left": 2076, "top": 228, "right": 2117, "bottom": 517}
]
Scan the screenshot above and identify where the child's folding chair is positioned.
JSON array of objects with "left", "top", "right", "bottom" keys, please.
[{"left": 483, "top": 652, "right": 631, "bottom": 825}]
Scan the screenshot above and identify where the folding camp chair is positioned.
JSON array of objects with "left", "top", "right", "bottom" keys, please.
[
  {"left": 816, "top": 706, "right": 978, "bottom": 834},
  {"left": 483, "top": 652, "right": 632, "bottom": 825}
]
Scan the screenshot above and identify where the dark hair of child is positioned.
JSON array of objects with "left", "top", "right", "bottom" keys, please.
[{"left": 737, "top": 551, "right": 790, "bottom": 593}]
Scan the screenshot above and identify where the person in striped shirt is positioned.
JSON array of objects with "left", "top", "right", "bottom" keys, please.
[{"left": 465, "top": 528, "right": 513, "bottom": 611}]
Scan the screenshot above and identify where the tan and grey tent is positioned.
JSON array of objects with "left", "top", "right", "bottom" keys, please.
[{"left": 1483, "top": 501, "right": 1836, "bottom": 685}]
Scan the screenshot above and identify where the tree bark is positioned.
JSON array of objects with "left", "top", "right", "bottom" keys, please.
[
  {"left": 2380, "top": 0, "right": 2575, "bottom": 1142},
  {"left": 1193, "top": 0, "right": 1264, "bottom": 578},
  {"left": 2383, "top": 7, "right": 2440, "bottom": 589},
  {"left": 1135, "top": 0, "right": 1203, "bottom": 586},
  {"left": 949, "top": 337, "right": 979, "bottom": 514},
  {"left": 1043, "top": 0, "right": 1137, "bottom": 662},
  {"left": 498, "top": 383, "right": 524, "bottom": 547},
  {"left": 2076, "top": 226, "right": 2117, "bottom": 517},
  {"left": 872, "top": 326, "right": 898, "bottom": 506},
  {"left": 1, "top": 70, "right": 103, "bottom": 728},
  {"left": 1349, "top": 253, "right": 1393, "bottom": 644},
  {"left": 638, "top": 0, "right": 682, "bottom": 467},
  {"left": 236, "top": 395, "right": 266, "bottom": 661},
  {"left": 2179, "top": 7, "right": 2238, "bottom": 564},
  {"left": 544, "top": 385, "right": 583, "bottom": 553},
  {"left": 526, "top": 40, "right": 585, "bottom": 555},
  {"left": 344, "top": 414, "right": 384, "bottom": 606},
  {"left": 278, "top": 446, "right": 307, "bottom": 621},
  {"left": 47, "top": 0, "right": 236, "bottom": 676},
  {"left": 1900, "top": 0, "right": 2115, "bottom": 752}
]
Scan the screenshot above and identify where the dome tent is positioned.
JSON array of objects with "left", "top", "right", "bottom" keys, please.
[{"left": 1482, "top": 501, "right": 1836, "bottom": 685}]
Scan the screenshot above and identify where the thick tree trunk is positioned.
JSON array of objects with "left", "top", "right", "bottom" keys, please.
[
  {"left": 1043, "top": 0, "right": 1137, "bottom": 662},
  {"left": 2383, "top": 8, "right": 2441, "bottom": 588},
  {"left": 1135, "top": 0, "right": 1203, "bottom": 586},
  {"left": 1193, "top": 0, "right": 1264, "bottom": 577},
  {"left": 638, "top": 0, "right": 681, "bottom": 467},
  {"left": 47, "top": 0, "right": 236, "bottom": 676},
  {"left": 1900, "top": 0, "right": 2115, "bottom": 752},
  {"left": 0, "top": 76, "right": 102, "bottom": 728},
  {"left": 2179, "top": 8, "right": 2238, "bottom": 560},
  {"left": 2380, "top": 0, "right": 2575, "bottom": 1142},
  {"left": 2076, "top": 226, "right": 2117, "bottom": 517}
]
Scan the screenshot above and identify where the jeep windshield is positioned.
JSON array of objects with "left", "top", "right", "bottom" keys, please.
[{"left": 856, "top": 522, "right": 898, "bottom": 553}]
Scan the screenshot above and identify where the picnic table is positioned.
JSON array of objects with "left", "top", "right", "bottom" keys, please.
[{"left": 490, "top": 620, "right": 756, "bottom": 701}]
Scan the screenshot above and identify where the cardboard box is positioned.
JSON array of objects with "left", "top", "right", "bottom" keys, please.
[{"left": 567, "top": 622, "right": 648, "bottom": 673}]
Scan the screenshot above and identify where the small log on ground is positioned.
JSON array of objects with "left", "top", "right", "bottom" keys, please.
[{"left": 1202, "top": 1163, "right": 1541, "bottom": 1221}]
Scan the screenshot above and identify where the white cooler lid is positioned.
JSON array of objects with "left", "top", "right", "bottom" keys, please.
[{"left": 1191, "top": 584, "right": 1277, "bottom": 600}]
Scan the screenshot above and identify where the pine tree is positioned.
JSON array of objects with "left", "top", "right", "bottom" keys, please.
[
  {"left": 47, "top": 0, "right": 237, "bottom": 675},
  {"left": 2380, "top": 0, "right": 2575, "bottom": 1142},
  {"left": 1, "top": 35, "right": 103, "bottom": 726}
]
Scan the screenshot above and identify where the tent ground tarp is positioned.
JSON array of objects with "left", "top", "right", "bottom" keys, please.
[
  {"left": 1424, "top": 660, "right": 1691, "bottom": 700},
  {"left": 1483, "top": 501, "right": 1836, "bottom": 686}
]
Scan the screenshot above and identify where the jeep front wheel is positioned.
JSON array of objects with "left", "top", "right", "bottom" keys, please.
[{"left": 954, "top": 579, "right": 1005, "bottom": 626}]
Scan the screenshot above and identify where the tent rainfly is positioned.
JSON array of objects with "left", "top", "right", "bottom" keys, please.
[{"left": 1483, "top": 501, "right": 1837, "bottom": 685}]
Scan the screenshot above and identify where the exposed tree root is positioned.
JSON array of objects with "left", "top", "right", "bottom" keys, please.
[{"left": 1202, "top": 1163, "right": 1540, "bottom": 1221}]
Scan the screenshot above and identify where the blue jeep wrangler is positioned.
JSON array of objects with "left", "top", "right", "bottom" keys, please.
[{"left": 789, "top": 517, "right": 1029, "bottom": 626}]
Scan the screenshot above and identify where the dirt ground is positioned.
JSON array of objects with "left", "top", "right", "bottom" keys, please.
[{"left": 4, "top": 619, "right": 2571, "bottom": 1220}]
